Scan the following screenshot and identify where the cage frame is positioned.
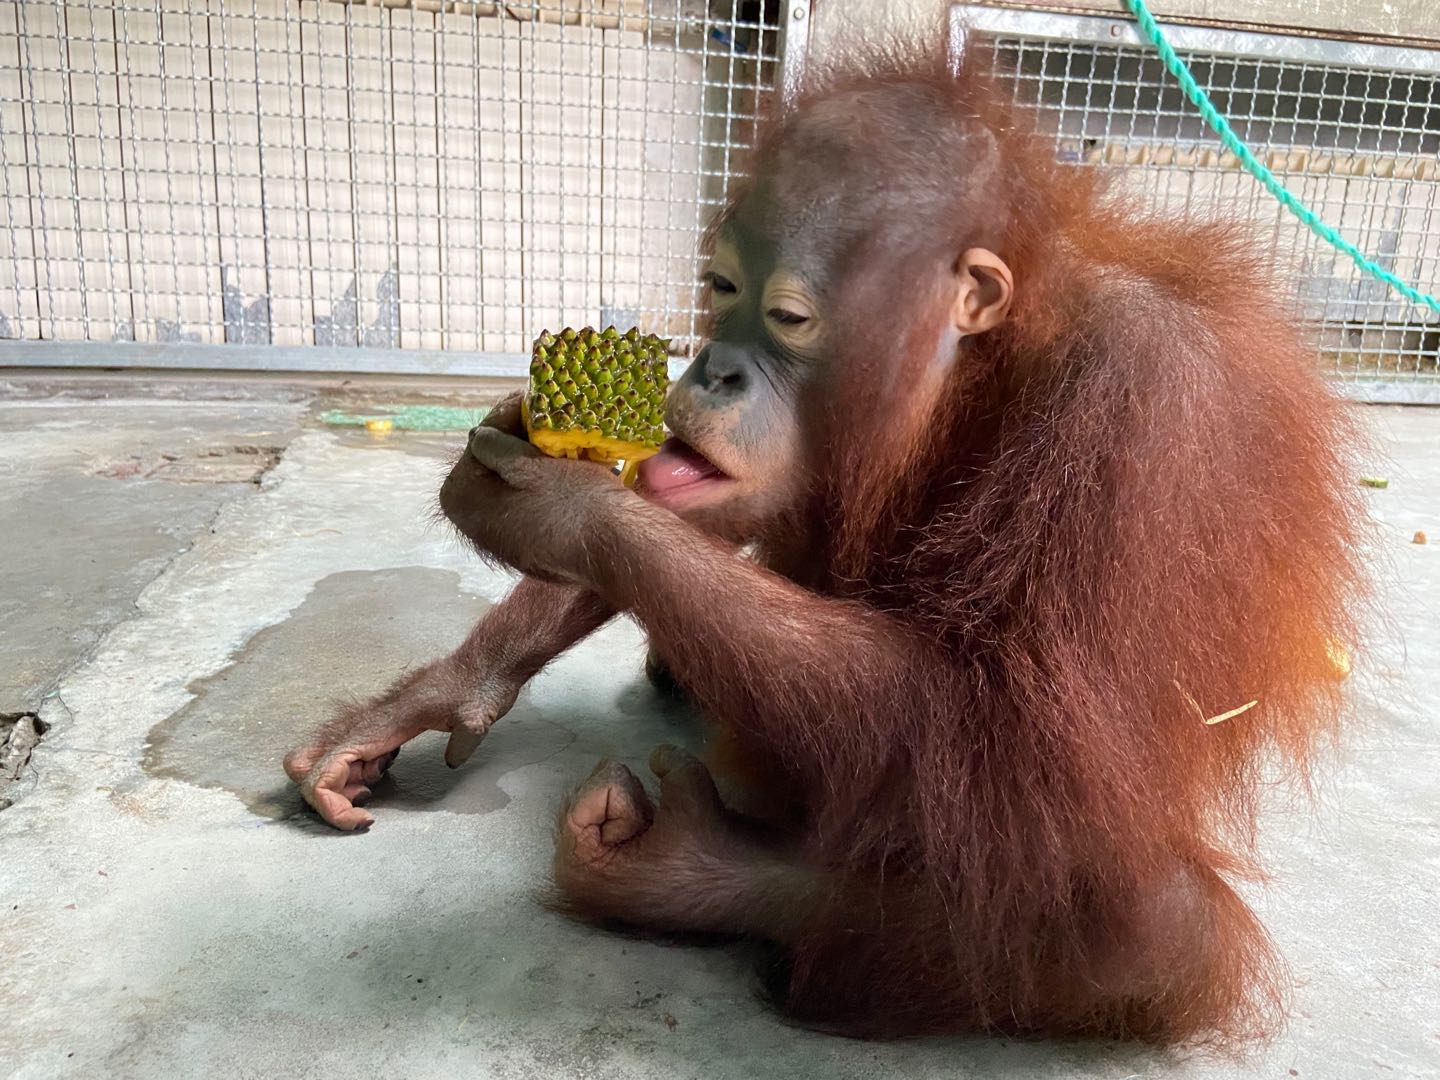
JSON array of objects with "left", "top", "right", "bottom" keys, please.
[
  {"left": 0, "top": 0, "right": 814, "bottom": 379},
  {"left": 951, "top": 3, "right": 1440, "bottom": 404}
]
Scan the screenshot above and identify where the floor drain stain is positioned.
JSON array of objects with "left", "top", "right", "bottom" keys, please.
[
  {"left": 1, "top": 711, "right": 48, "bottom": 810},
  {"left": 94, "top": 444, "right": 283, "bottom": 485}
]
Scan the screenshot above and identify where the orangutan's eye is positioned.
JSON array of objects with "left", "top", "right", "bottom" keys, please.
[{"left": 768, "top": 308, "right": 809, "bottom": 326}]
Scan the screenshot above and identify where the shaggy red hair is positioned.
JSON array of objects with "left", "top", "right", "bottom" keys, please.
[{"left": 688, "top": 39, "right": 1367, "bottom": 1046}]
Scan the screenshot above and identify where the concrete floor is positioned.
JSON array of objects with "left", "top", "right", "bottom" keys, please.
[{"left": 0, "top": 378, "right": 1437, "bottom": 1080}]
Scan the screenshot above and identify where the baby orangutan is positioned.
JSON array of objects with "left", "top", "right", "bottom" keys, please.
[{"left": 286, "top": 42, "right": 1363, "bottom": 1046}]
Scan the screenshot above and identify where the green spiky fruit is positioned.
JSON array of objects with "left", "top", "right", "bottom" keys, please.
[{"left": 523, "top": 325, "right": 670, "bottom": 477}]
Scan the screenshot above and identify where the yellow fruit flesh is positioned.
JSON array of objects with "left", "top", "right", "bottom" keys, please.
[{"left": 521, "top": 395, "right": 658, "bottom": 484}]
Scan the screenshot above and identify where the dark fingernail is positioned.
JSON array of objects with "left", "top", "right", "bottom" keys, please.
[{"left": 354, "top": 823, "right": 371, "bottom": 834}]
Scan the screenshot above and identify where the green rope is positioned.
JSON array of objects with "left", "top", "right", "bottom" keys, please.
[{"left": 1123, "top": 0, "right": 1440, "bottom": 316}]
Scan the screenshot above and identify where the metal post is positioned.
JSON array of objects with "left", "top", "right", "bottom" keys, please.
[{"left": 781, "top": 1, "right": 812, "bottom": 102}]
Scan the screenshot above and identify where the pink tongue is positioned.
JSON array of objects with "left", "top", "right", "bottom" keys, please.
[{"left": 637, "top": 438, "right": 723, "bottom": 494}]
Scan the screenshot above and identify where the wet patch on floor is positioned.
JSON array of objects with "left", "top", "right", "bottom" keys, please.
[{"left": 143, "top": 567, "right": 573, "bottom": 820}]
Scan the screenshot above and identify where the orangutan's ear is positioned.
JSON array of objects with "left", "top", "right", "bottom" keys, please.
[{"left": 953, "top": 248, "right": 1013, "bottom": 335}]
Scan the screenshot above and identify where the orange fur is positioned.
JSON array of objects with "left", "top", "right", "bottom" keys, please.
[{"left": 673, "top": 41, "right": 1368, "bottom": 1046}]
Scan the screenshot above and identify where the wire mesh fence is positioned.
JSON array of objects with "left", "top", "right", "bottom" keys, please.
[
  {"left": 2, "top": 3, "right": 1436, "bottom": 389},
  {"left": 0, "top": 0, "right": 789, "bottom": 370},
  {"left": 957, "top": 6, "right": 1440, "bottom": 390}
]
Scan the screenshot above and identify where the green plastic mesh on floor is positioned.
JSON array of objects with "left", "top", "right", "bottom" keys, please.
[{"left": 319, "top": 405, "right": 489, "bottom": 431}]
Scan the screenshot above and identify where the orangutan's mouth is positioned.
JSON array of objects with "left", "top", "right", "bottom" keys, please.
[{"left": 636, "top": 438, "right": 733, "bottom": 505}]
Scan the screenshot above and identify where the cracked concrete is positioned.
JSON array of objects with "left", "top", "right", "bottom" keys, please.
[
  {"left": 0, "top": 386, "right": 1437, "bottom": 1080},
  {"left": 0, "top": 400, "right": 304, "bottom": 714}
]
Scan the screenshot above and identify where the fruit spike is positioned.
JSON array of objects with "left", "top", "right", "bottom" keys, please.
[{"left": 522, "top": 325, "right": 670, "bottom": 483}]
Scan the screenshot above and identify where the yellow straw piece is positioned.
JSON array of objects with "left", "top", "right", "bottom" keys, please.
[
  {"left": 1174, "top": 680, "right": 1260, "bottom": 726},
  {"left": 1202, "top": 699, "right": 1259, "bottom": 726}
]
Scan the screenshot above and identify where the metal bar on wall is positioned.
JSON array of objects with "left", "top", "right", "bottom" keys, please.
[
  {"left": 780, "top": 0, "right": 811, "bottom": 101},
  {"left": 953, "top": 5, "right": 1440, "bottom": 75},
  {"left": 951, "top": 3, "right": 1440, "bottom": 398}
]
